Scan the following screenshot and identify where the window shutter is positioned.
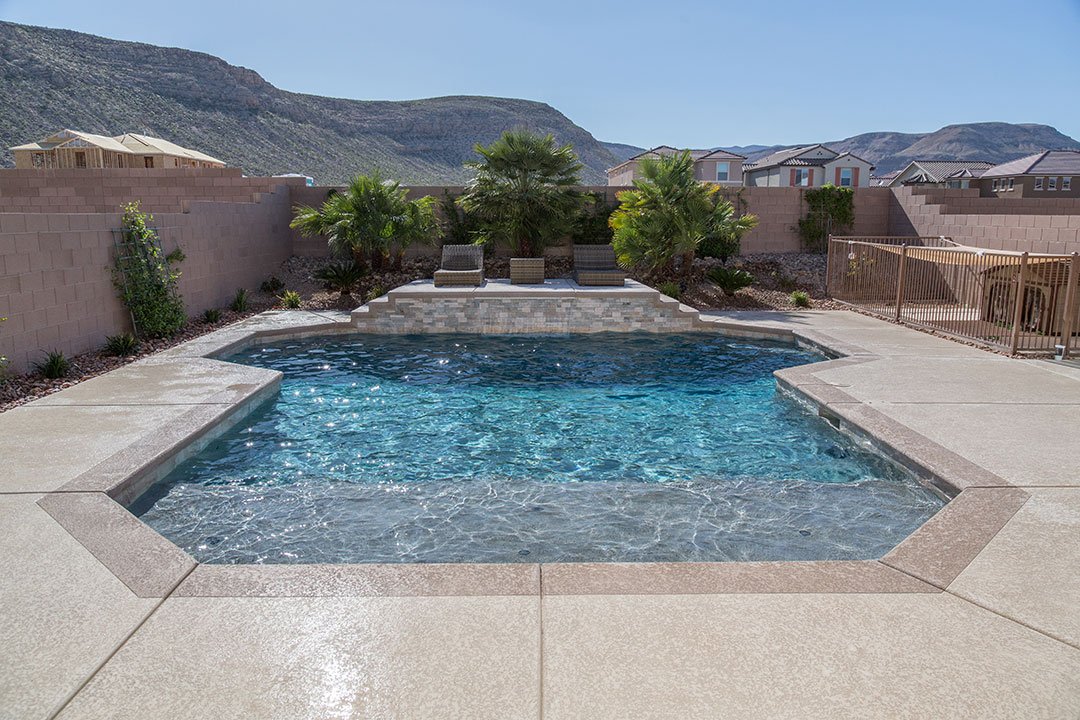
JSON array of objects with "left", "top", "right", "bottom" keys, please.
[
  {"left": 853, "top": 168, "right": 860, "bottom": 187},
  {"left": 790, "top": 169, "right": 797, "bottom": 186},
  {"left": 835, "top": 167, "right": 842, "bottom": 185}
]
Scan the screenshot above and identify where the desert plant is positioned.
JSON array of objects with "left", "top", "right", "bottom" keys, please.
[
  {"left": 291, "top": 173, "right": 439, "bottom": 270},
  {"left": 791, "top": 290, "right": 812, "bottom": 308},
  {"left": 610, "top": 151, "right": 758, "bottom": 277},
  {"left": 260, "top": 276, "right": 285, "bottom": 294},
  {"left": 571, "top": 193, "right": 618, "bottom": 245},
  {"left": 103, "top": 333, "right": 140, "bottom": 356},
  {"left": 203, "top": 308, "right": 222, "bottom": 323},
  {"left": 112, "top": 202, "right": 186, "bottom": 338},
  {"left": 391, "top": 194, "right": 440, "bottom": 269},
  {"left": 771, "top": 270, "right": 798, "bottom": 292},
  {"left": 365, "top": 284, "right": 387, "bottom": 303},
  {"left": 0, "top": 316, "right": 8, "bottom": 381},
  {"left": 231, "top": 288, "right": 249, "bottom": 313},
  {"left": 658, "top": 281, "right": 681, "bottom": 299},
  {"left": 34, "top": 349, "right": 70, "bottom": 379},
  {"left": 439, "top": 192, "right": 482, "bottom": 245},
  {"left": 459, "top": 129, "right": 586, "bottom": 257},
  {"left": 797, "top": 184, "right": 854, "bottom": 252},
  {"left": 708, "top": 267, "right": 755, "bottom": 297},
  {"left": 278, "top": 290, "right": 302, "bottom": 308},
  {"left": 314, "top": 261, "right": 366, "bottom": 295}
]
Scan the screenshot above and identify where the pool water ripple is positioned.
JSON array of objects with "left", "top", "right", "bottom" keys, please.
[{"left": 132, "top": 333, "right": 946, "bottom": 563}]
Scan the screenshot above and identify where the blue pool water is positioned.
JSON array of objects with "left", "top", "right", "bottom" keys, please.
[{"left": 132, "top": 333, "right": 946, "bottom": 563}]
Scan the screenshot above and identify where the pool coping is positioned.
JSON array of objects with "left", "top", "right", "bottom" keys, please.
[{"left": 33, "top": 288, "right": 1031, "bottom": 599}]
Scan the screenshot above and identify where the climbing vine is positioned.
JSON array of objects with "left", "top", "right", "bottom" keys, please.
[
  {"left": 113, "top": 202, "right": 186, "bottom": 338},
  {"left": 797, "top": 184, "right": 855, "bottom": 252}
]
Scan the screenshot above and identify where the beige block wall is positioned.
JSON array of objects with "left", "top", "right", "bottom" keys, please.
[
  {"left": 0, "top": 186, "right": 294, "bottom": 373},
  {"left": 888, "top": 186, "right": 1080, "bottom": 254},
  {"left": 0, "top": 168, "right": 308, "bottom": 215},
  {"left": 721, "top": 187, "right": 890, "bottom": 254}
]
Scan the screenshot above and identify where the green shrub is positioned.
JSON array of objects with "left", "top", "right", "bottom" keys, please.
[
  {"left": 230, "top": 288, "right": 249, "bottom": 313},
  {"left": 571, "top": 193, "right": 617, "bottom": 245},
  {"left": 260, "top": 276, "right": 285, "bottom": 294},
  {"left": 278, "top": 290, "right": 302, "bottom": 308},
  {"left": 103, "top": 333, "right": 139, "bottom": 357},
  {"left": 113, "top": 202, "right": 186, "bottom": 338},
  {"left": 314, "top": 261, "right": 365, "bottom": 294},
  {"left": 203, "top": 308, "right": 222, "bottom": 324},
  {"left": 658, "top": 281, "right": 681, "bottom": 299},
  {"left": 439, "top": 192, "right": 482, "bottom": 245},
  {"left": 0, "top": 316, "right": 8, "bottom": 382},
  {"left": 791, "top": 290, "right": 811, "bottom": 308},
  {"left": 365, "top": 285, "right": 387, "bottom": 303},
  {"left": 796, "top": 184, "right": 854, "bottom": 252},
  {"left": 707, "top": 267, "right": 755, "bottom": 297},
  {"left": 35, "top": 350, "right": 70, "bottom": 379},
  {"left": 772, "top": 270, "right": 798, "bottom": 292}
]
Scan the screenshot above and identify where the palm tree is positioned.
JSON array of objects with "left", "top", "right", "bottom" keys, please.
[
  {"left": 391, "top": 195, "right": 439, "bottom": 269},
  {"left": 291, "top": 172, "right": 439, "bottom": 270},
  {"left": 610, "top": 151, "right": 757, "bottom": 277},
  {"left": 459, "top": 129, "right": 586, "bottom": 258}
]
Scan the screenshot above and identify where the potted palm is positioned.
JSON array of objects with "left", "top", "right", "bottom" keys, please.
[{"left": 459, "top": 129, "right": 585, "bottom": 284}]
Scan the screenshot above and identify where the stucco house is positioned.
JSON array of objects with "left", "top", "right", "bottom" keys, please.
[
  {"left": 606, "top": 146, "right": 745, "bottom": 187},
  {"left": 975, "top": 150, "right": 1080, "bottom": 198},
  {"left": 742, "top": 145, "right": 875, "bottom": 188},
  {"left": 10, "top": 129, "right": 225, "bottom": 170},
  {"left": 887, "top": 160, "right": 993, "bottom": 189}
]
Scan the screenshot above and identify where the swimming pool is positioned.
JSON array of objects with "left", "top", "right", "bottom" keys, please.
[{"left": 132, "top": 333, "right": 945, "bottom": 563}]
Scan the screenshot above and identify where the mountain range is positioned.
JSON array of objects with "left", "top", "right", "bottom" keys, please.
[
  {"left": 1, "top": 21, "right": 1077, "bottom": 184},
  {"left": 0, "top": 22, "right": 619, "bottom": 184}
]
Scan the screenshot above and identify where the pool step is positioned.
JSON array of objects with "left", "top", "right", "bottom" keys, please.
[{"left": 350, "top": 280, "right": 729, "bottom": 334}]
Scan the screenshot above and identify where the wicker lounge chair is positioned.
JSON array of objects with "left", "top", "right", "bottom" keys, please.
[
  {"left": 573, "top": 244, "right": 626, "bottom": 286},
  {"left": 433, "top": 245, "right": 484, "bottom": 287}
]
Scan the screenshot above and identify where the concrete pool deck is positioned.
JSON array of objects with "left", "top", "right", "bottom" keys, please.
[{"left": 1, "top": 286, "right": 1078, "bottom": 717}]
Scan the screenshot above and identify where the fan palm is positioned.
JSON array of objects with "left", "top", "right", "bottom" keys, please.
[
  {"left": 291, "top": 173, "right": 439, "bottom": 270},
  {"left": 459, "top": 129, "right": 586, "bottom": 257},
  {"left": 610, "top": 151, "right": 758, "bottom": 277}
]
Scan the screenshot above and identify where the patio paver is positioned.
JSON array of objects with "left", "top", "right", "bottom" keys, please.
[
  {"left": 0, "top": 495, "right": 158, "bottom": 719},
  {"left": 948, "top": 487, "right": 1080, "bottom": 648},
  {"left": 541, "top": 592, "right": 1080, "bottom": 719},
  {"left": 55, "top": 596, "right": 540, "bottom": 720}
]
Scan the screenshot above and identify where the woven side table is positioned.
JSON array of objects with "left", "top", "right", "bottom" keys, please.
[{"left": 510, "top": 257, "right": 545, "bottom": 284}]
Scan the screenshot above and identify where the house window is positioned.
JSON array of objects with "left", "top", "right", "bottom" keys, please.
[
  {"left": 992, "top": 179, "right": 999, "bottom": 191},
  {"left": 839, "top": 168, "right": 853, "bottom": 187},
  {"left": 716, "top": 162, "right": 729, "bottom": 182},
  {"left": 1008, "top": 178, "right": 1014, "bottom": 191},
  {"left": 75, "top": 151, "right": 86, "bottom": 168},
  {"left": 144, "top": 156, "right": 154, "bottom": 168},
  {"left": 1064, "top": 177, "right": 1072, "bottom": 191},
  {"left": 1048, "top": 177, "right": 1057, "bottom": 191},
  {"left": 794, "top": 169, "right": 810, "bottom": 186},
  {"left": 1034, "top": 177, "right": 1043, "bottom": 190}
]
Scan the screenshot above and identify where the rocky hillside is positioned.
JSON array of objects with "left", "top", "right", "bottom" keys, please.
[
  {"left": 0, "top": 22, "right": 619, "bottom": 184},
  {"left": 728, "top": 123, "right": 1080, "bottom": 174}
]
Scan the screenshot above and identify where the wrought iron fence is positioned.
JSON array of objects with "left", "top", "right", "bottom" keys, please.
[{"left": 826, "top": 235, "right": 1080, "bottom": 357}]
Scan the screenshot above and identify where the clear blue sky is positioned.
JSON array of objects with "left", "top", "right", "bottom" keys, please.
[{"left": 3, "top": 0, "right": 1079, "bottom": 148}]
